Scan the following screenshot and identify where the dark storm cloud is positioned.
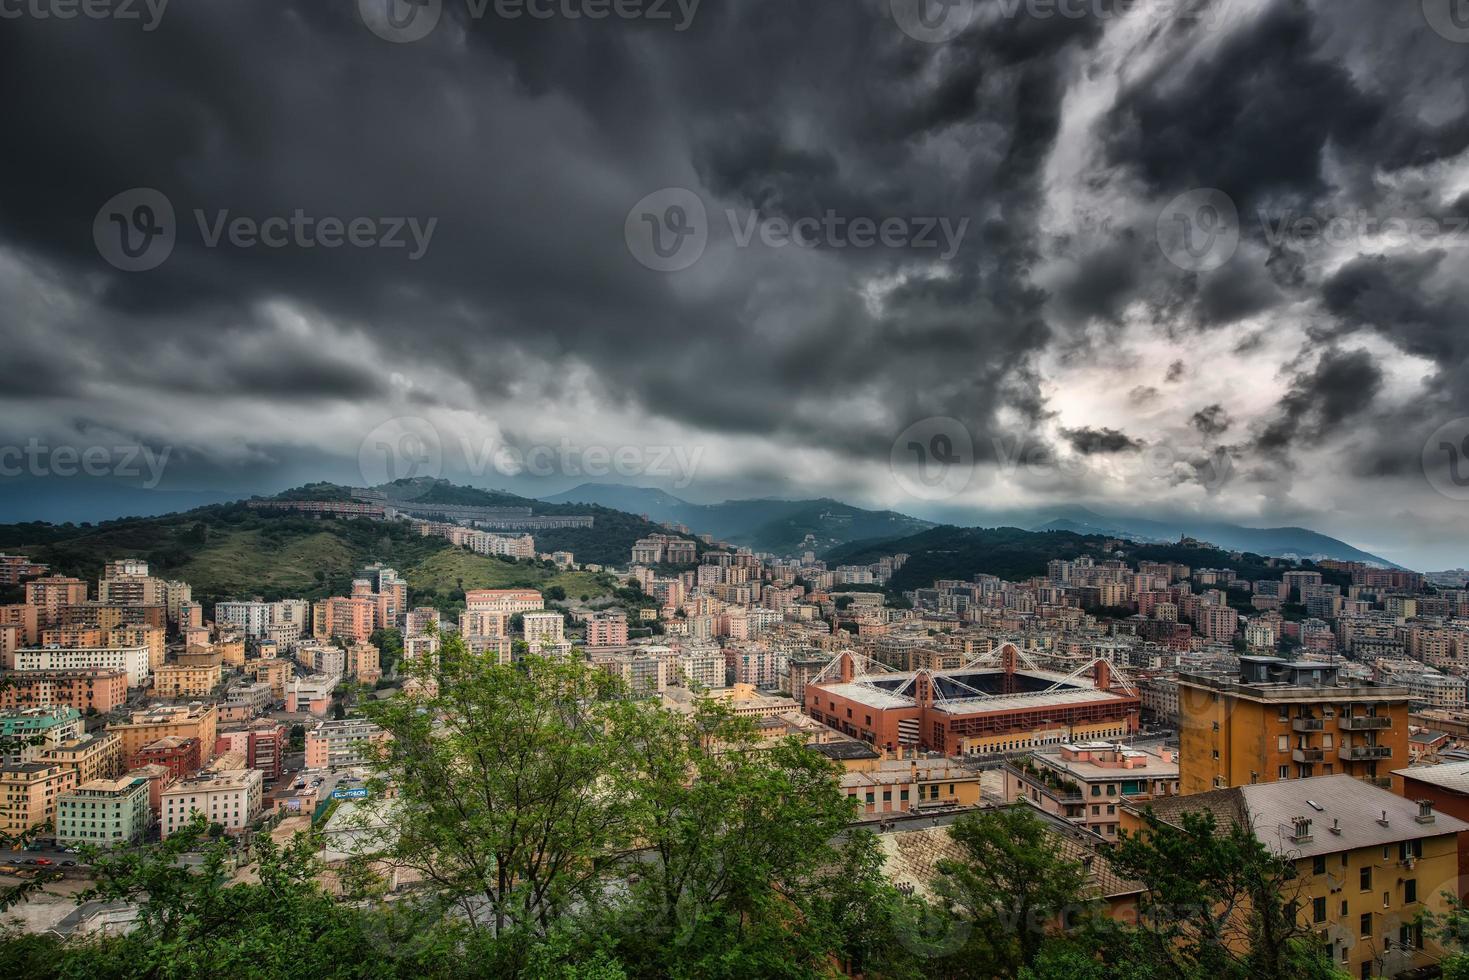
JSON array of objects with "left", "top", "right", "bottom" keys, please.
[
  {"left": 1254, "top": 348, "right": 1383, "bottom": 454},
  {"left": 1061, "top": 426, "right": 1144, "bottom": 455},
  {"left": 0, "top": 0, "right": 1464, "bottom": 569},
  {"left": 0, "top": 0, "right": 1110, "bottom": 468},
  {"left": 1190, "top": 404, "right": 1232, "bottom": 438}
]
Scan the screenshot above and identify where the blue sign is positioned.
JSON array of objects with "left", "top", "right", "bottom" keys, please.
[{"left": 330, "top": 787, "right": 369, "bottom": 800}]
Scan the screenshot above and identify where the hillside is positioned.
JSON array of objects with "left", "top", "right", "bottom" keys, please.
[
  {"left": 1026, "top": 506, "right": 1397, "bottom": 567},
  {"left": 827, "top": 526, "right": 1109, "bottom": 590},
  {"left": 0, "top": 480, "right": 656, "bottom": 613},
  {"left": 542, "top": 484, "right": 933, "bottom": 554},
  {"left": 827, "top": 524, "right": 1338, "bottom": 593}
]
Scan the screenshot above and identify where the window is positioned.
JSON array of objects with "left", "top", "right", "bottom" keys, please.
[
  {"left": 1312, "top": 896, "right": 1326, "bottom": 923},
  {"left": 1277, "top": 735, "right": 1289, "bottom": 752},
  {"left": 1313, "top": 856, "right": 1326, "bottom": 875},
  {"left": 1406, "top": 879, "right": 1417, "bottom": 903},
  {"left": 1359, "top": 912, "right": 1372, "bottom": 937},
  {"left": 1279, "top": 765, "right": 1290, "bottom": 779},
  {"left": 1360, "top": 866, "right": 1371, "bottom": 891}
]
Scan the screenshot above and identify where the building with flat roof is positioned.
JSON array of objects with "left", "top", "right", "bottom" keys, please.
[
  {"left": 304, "top": 719, "right": 389, "bottom": 769},
  {"left": 1178, "top": 655, "right": 1410, "bottom": 794},
  {"left": 40, "top": 732, "right": 125, "bottom": 785},
  {"left": 55, "top": 775, "right": 151, "bottom": 846},
  {"left": 0, "top": 668, "right": 129, "bottom": 713},
  {"left": 107, "top": 703, "right": 218, "bottom": 761},
  {"left": 0, "top": 706, "right": 84, "bottom": 765},
  {"left": 804, "top": 645, "right": 1139, "bottom": 755},
  {"left": 128, "top": 736, "right": 203, "bottom": 780},
  {"left": 0, "top": 761, "right": 76, "bottom": 834},
  {"left": 160, "top": 768, "right": 263, "bottom": 837},
  {"left": 14, "top": 645, "right": 150, "bottom": 687},
  {"left": 1014, "top": 741, "right": 1179, "bottom": 840}
]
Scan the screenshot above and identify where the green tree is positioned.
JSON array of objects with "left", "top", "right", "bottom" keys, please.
[
  {"left": 930, "top": 806, "right": 1092, "bottom": 978},
  {"left": 1110, "top": 808, "right": 1342, "bottom": 980},
  {"left": 364, "top": 637, "right": 639, "bottom": 946}
]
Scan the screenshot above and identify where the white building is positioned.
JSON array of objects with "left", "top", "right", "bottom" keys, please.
[
  {"left": 160, "top": 768, "right": 263, "bottom": 837},
  {"left": 15, "top": 645, "right": 151, "bottom": 687}
]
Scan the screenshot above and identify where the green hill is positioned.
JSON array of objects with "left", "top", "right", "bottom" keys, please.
[{"left": 0, "top": 480, "right": 652, "bottom": 613}]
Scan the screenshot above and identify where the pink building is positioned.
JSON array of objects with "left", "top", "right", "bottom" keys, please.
[{"left": 585, "top": 611, "right": 628, "bottom": 648}]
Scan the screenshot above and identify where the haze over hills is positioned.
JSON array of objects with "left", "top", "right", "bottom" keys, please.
[
  {"left": 541, "top": 484, "right": 935, "bottom": 554},
  {"left": 544, "top": 485, "right": 1402, "bottom": 568}
]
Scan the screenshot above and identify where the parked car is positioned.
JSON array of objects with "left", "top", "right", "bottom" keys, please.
[
  {"left": 33, "top": 858, "right": 52, "bottom": 866},
  {"left": 22, "top": 859, "right": 37, "bottom": 865},
  {"left": 60, "top": 861, "right": 76, "bottom": 867}
]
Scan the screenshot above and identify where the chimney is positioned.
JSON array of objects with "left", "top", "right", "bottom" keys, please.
[
  {"left": 1328, "top": 818, "right": 1341, "bottom": 835},
  {"left": 1291, "top": 816, "right": 1313, "bottom": 842},
  {"left": 1376, "top": 810, "right": 1390, "bottom": 828},
  {"left": 1416, "top": 800, "right": 1436, "bottom": 824}
]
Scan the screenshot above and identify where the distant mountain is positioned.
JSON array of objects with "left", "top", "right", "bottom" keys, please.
[
  {"left": 540, "top": 484, "right": 934, "bottom": 555},
  {"left": 1025, "top": 506, "right": 1399, "bottom": 568}
]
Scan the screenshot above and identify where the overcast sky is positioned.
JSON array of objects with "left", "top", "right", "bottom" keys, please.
[{"left": 1, "top": 0, "right": 1468, "bottom": 569}]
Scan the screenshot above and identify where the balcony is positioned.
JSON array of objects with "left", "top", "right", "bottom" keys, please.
[
  {"left": 1340, "top": 715, "right": 1391, "bottom": 731},
  {"left": 1292, "top": 747, "right": 1325, "bottom": 763},
  {"left": 1292, "top": 717, "right": 1325, "bottom": 733},
  {"left": 1339, "top": 745, "right": 1392, "bottom": 761}
]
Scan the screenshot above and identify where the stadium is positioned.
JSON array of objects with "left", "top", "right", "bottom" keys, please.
[{"left": 803, "top": 644, "right": 1140, "bottom": 755}]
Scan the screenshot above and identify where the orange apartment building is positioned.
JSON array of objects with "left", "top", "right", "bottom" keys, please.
[
  {"left": 39, "top": 731, "right": 126, "bottom": 784},
  {"left": 0, "top": 604, "right": 39, "bottom": 647},
  {"left": 0, "top": 761, "right": 76, "bottom": 835},
  {"left": 24, "top": 576, "right": 88, "bottom": 629},
  {"left": 107, "top": 703, "right": 218, "bottom": 761},
  {"left": 1178, "top": 656, "right": 1410, "bottom": 795},
  {"left": 313, "top": 595, "right": 376, "bottom": 645},
  {"left": 0, "top": 668, "right": 131, "bottom": 713}
]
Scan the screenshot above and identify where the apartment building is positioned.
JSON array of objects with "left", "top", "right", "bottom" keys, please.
[
  {"left": 304, "top": 719, "right": 389, "bottom": 769},
  {"left": 0, "top": 604, "right": 39, "bottom": 647},
  {"left": 108, "top": 703, "right": 218, "bottom": 760},
  {"left": 128, "top": 736, "right": 203, "bottom": 780},
  {"left": 0, "top": 706, "right": 84, "bottom": 765},
  {"left": 24, "top": 576, "right": 88, "bottom": 629},
  {"left": 55, "top": 775, "right": 151, "bottom": 846},
  {"left": 246, "top": 657, "right": 292, "bottom": 700},
  {"left": 1015, "top": 741, "right": 1180, "bottom": 839},
  {"left": 40, "top": 732, "right": 125, "bottom": 784},
  {"left": 0, "top": 667, "right": 129, "bottom": 713},
  {"left": 522, "top": 611, "right": 570, "bottom": 657},
  {"left": 584, "top": 610, "right": 628, "bottom": 648},
  {"left": 14, "top": 641, "right": 151, "bottom": 688},
  {"left": 160, "top": 768, "right": 263, "bottom": 837},
  {"left": 839, "top": 754, "right": 986, "bottom": 816},
  {"left": 214, "top": 721, "right": 287, "bottom": 783},
  {"left": 1178, "top": 656, "right": 1410, "bottom": 794},
  {"left": 464, "top": 589, "right": 544, "bottom": 616},
  {"left": 1122, "top": 775, "right": 1467, "bottom": 980},
  {"left": 0, "top": 762, "right": 76, "bottom": 835},
  {"left": 152, "top": 661, "right": 223, "bottom": 699}
]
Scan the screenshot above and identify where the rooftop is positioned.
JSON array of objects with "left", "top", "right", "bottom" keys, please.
[{"left": 1133, "top": 774, "right": 1468, "bottom": 860}]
